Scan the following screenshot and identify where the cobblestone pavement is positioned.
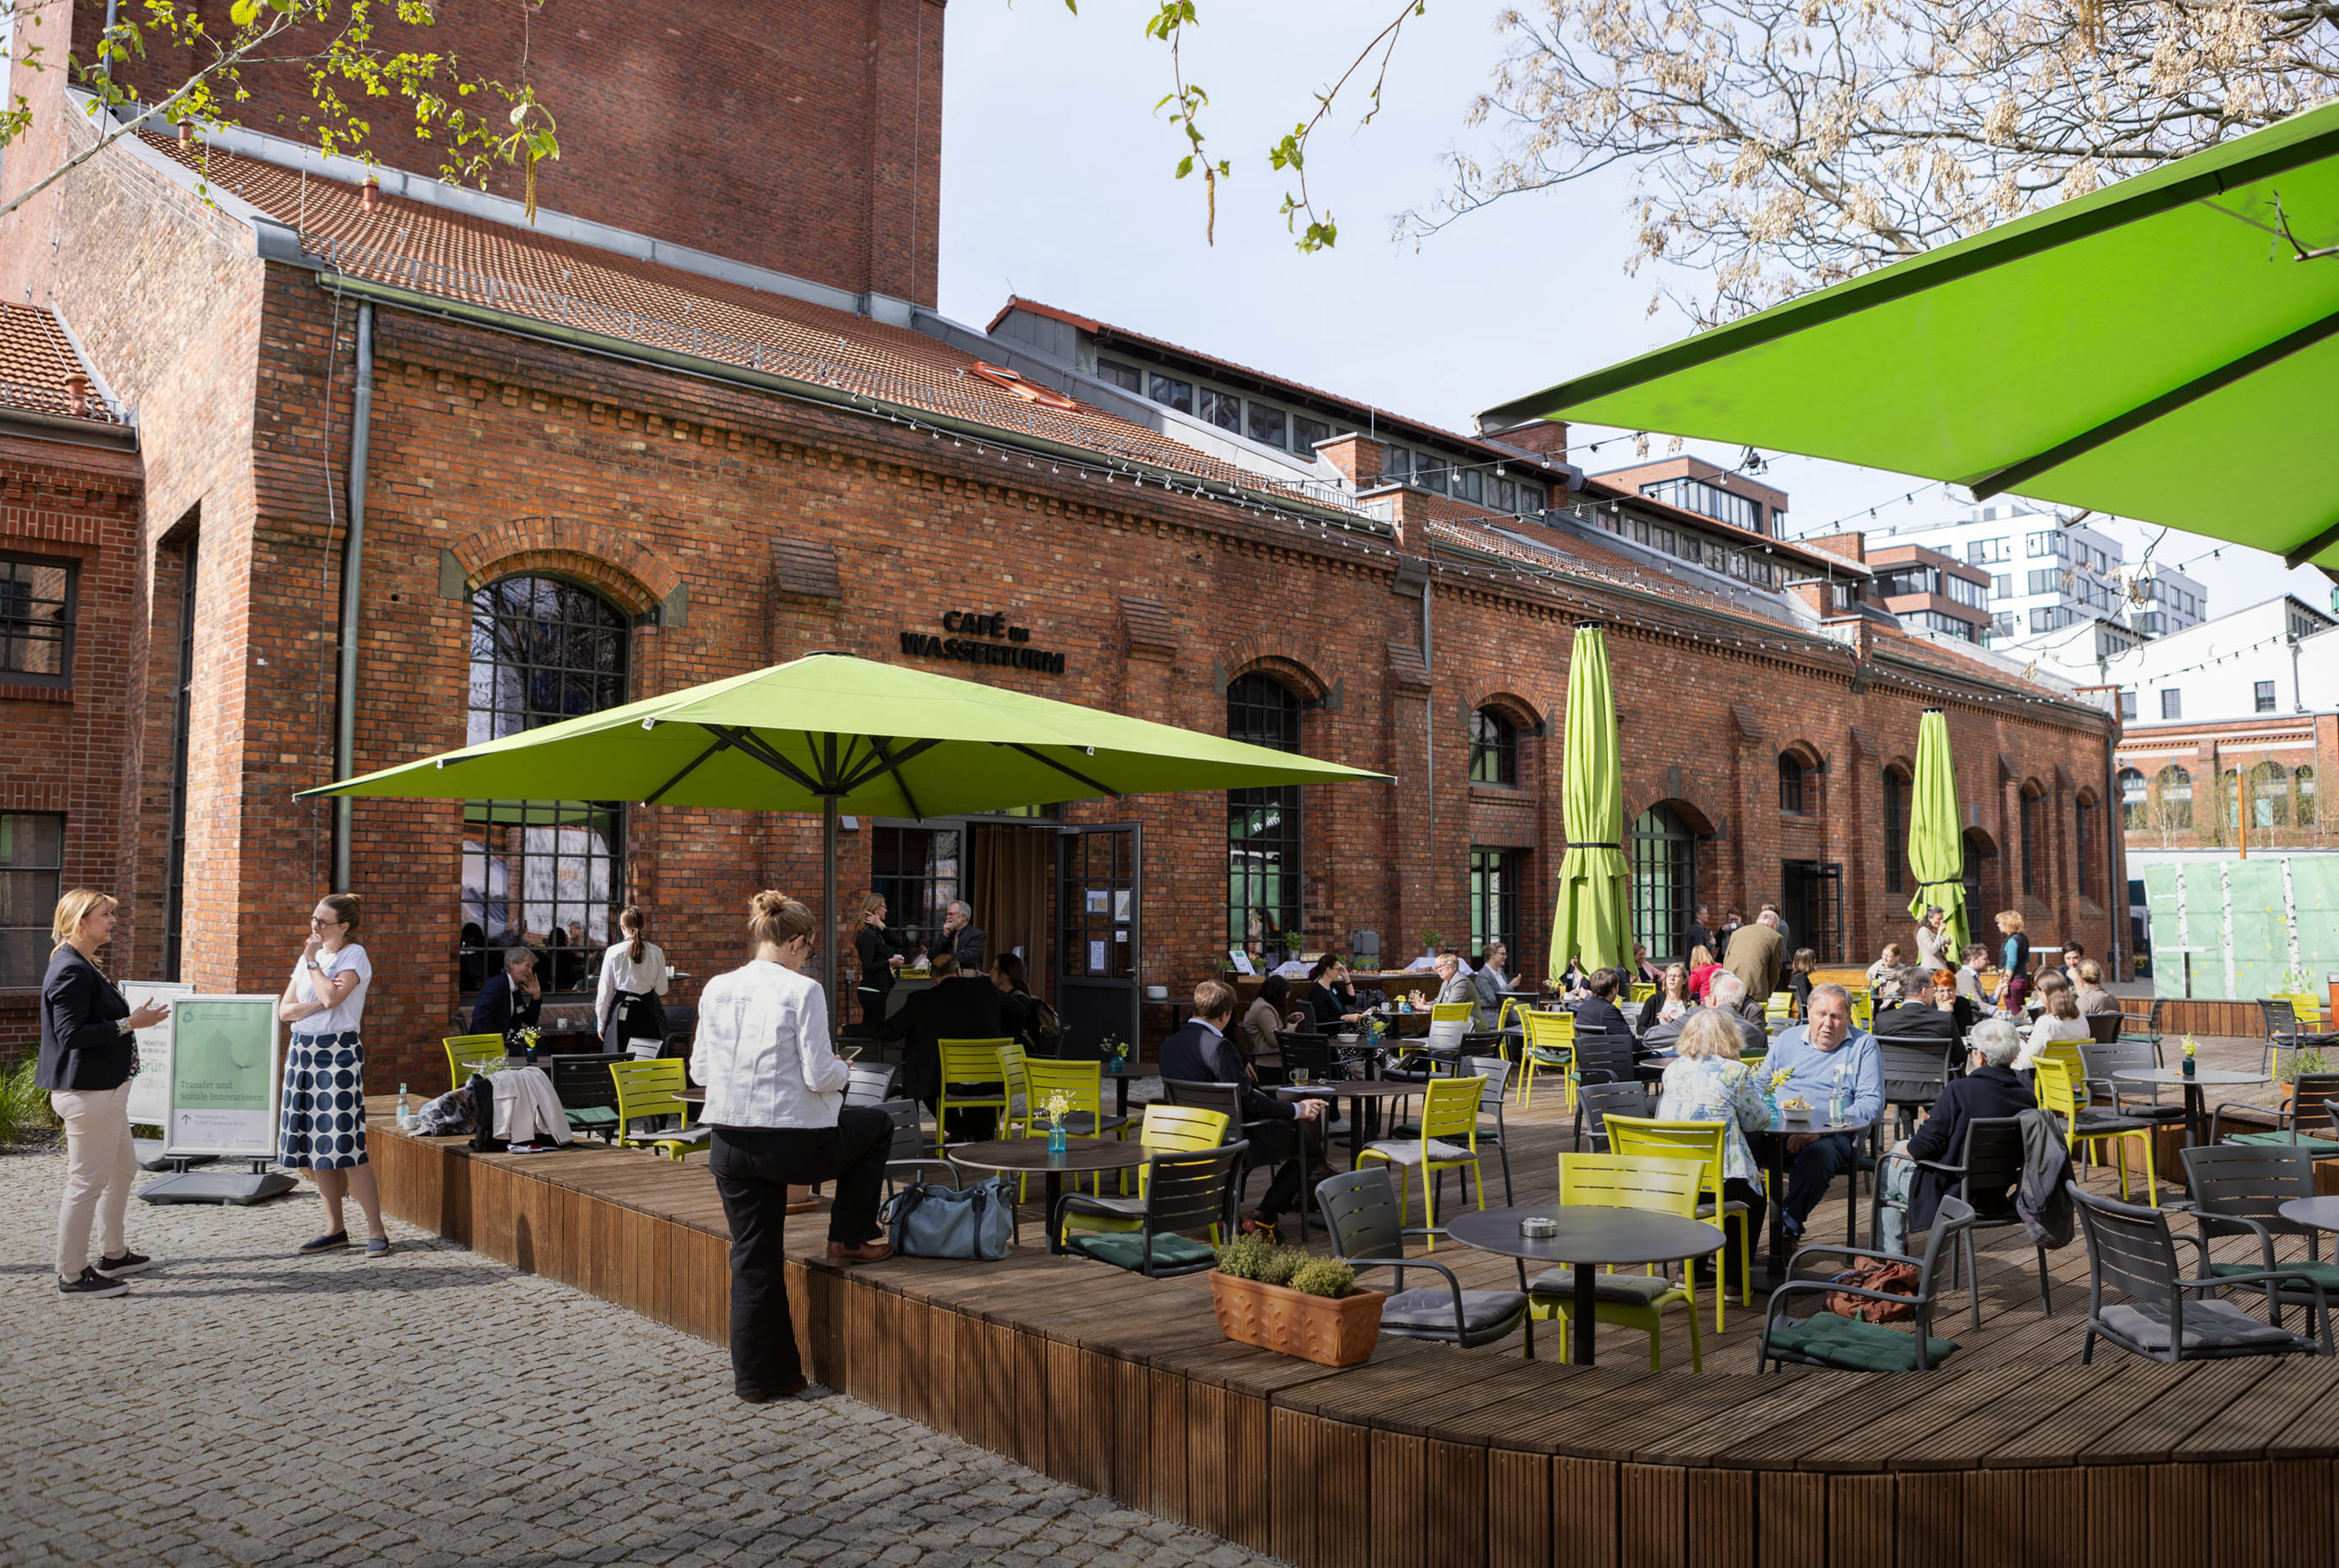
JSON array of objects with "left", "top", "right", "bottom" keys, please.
[{"left": 0, "top": 1151, "right": 1279, "bottom": 1568}]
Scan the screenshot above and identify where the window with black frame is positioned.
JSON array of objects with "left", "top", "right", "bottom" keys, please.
[
  {"left": 1469, "top": 848, "right": 1521, "bottom": 957},
  {"left": 2076, "top": 796, "right": 2097, "bottom": 899},
  {"left": 0, "top": 552, "right": 75, "bottom": 688},
  {"left": 871, "top": 825, "right": 961, "bottom": 959},
  {"left": 2020, "top": 787, "right": 2041, "bottom": 895},
  {"left": 1629, "top": 806, "right": 1696, "bottom": 961},
  {"left": 1778, "top": 752, "right": 1806, "bottom": 814},
  {"left": 0, "top": 812, "right": 63, "bottom": 988},
  {"left": 460, "top": 575, "right": 629, "bottom": 996},
  {"left": 1227, "top": 673, "right": 1302, "bottom": 949},
  {"left": 1881, "top": 767, "right": 1910, "bottom": 894},
  {"left": 1470, "top": 708, "right": 1517, "bottom": 785}
]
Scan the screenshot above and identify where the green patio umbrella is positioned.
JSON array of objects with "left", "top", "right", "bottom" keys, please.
[
  {"left": 301, "top": 651, "right": 1382, "bottom": 1000},
  {"left": 1547, "top": 624, "right": 1632, "bottom": 982},
  {"left": 1906, "top": 709, "right": 1970, "bottom": 958},
  {"left": 1480, "top": 100, "right": 2339, "bottom": 569}
]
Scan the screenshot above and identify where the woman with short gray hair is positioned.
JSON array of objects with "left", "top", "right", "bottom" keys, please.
[{"left": 1875, "top": 1017, "right": 2034, "bottom": 1250}]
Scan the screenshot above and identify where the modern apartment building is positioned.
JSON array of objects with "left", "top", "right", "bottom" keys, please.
[{"left": 1861, "top": 499, "right": 2206, "bottom": 649}]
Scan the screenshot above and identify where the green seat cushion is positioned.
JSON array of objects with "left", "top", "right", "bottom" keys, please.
[
  {"left": 1066, "top": 1231, "right": 1217, "bottom": 1273},
  {"left": 1766, "top": 1313, "right": 1959, "bottom": 1371},
  {"left": 2208, "top": 1258, "right": 2339, "bottom": 1290},
  {"left": 563, "top": 1106, "right": 619, "bottom": 1128}
]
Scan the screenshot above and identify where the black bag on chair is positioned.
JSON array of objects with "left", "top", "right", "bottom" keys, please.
[{"left": 466, "top": 1074, "right": 507, "bottom": 1154}]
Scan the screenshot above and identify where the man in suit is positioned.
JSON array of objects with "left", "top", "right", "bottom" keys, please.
[
  {"left": 471, "top": 948, "right": 543, "bottom": 1044},
  {"left": 883, "top": 954, "right": 1005, "bottom": 1136},
  {"left": 941, "top": 901, "right": 987, "bottom": 973},
  {"left": 1643, "top": 972, "right": 1766, "bottom": 1056},
  {"left": 1871, "top": 968, "right": 1975, "bottom": 1044},
  {"left": 1569, "top": 969, "right": 1633, "bottom": 1039},
  {"left": 1761, "top": 901, "right": 1793, "bottom": 955},
  {"left": 1683, "top": 904, "right": 1715, "bottom": 963},
  {"left": 1724, "top": 909, "right": 1786, "bottom": 1007},
  {"left": 1159, "top": 979, "right": 1325, "bottom": 1236}
]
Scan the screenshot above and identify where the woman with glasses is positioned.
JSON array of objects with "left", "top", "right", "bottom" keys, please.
[{"left": 276, "top": 894, "right": 388, "bottom": 1257}]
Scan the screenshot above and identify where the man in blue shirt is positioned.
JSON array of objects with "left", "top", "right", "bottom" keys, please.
[{"left": 1763, "top": 984, "right": 1882, "bottom": 1240}]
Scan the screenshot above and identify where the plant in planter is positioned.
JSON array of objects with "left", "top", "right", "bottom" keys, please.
[
  {"left": 1210, "top": 1238, "right": 1384, "bottom": 1366},
  {"left": 1420, "top": 930, "right": 1445, "bottom": 956},
  {"left": 1280, "top": 930, "right": 1307, "bottom": 963}
]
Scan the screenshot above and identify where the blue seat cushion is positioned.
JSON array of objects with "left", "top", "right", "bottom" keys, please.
[
  {"left": 1065, "top": 1231, "right": 1217, "bottom": 1272},
  {"left": 1381, "top": 1287, "right": 1528, "bottom": 1336},
  {"left": 1766, "top": 1313, "right": 1959, "bottom": 1371}
]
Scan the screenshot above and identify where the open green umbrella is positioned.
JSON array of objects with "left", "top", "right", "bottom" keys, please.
[
  {"left": 1906, "top": 709, "right": 1970, "bottom": 958},
  {"left": 1480, "top": 100, "right": 2339, "bottom": 569},
  {"left": 1548, "top": 624, "right": 1632, "bottom": 982},
  {"left": 301, "top": 651, "right": 1382, "bottom": 999}
]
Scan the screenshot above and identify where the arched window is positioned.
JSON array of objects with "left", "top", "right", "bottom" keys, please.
[
  {"left": 2117, "top": 767, "right": 2147, "bottom": 831},
  {"left": 2300, "top": 765, "right": 2318, "bottom": 826},
  {"left": 1961, "top": 827, "right": 1996, "bottom": 912},
  {"left": 1778, "top": 752, "right": 1806, "bottom": 814},
  {"left": 2019, "top": 784, "right": 2041, "bottom": 896},
  {"left": 1629, "top": 805, "right": 1697, "bottom": 962},
  {"left": 1881, "top": 766, "right": 1910, "bottom": 894},
  {"left": 2251, "top": 759, "right": 2291, "bottom": 829},
  {"left": 2075, "top": 793, "right": 2098, "bottom": 900},
  {"left": 2219, "top": 767, "right": 2241, "bottom": 834},
  {"left": 463, "top": 574, "right": 631, "bottom": 994},
  {"left": 1227, "top": 673, "right": 1303, "bottom": 949},
  {"left": 1470, "top": 708, "right": 1518, "bottom": 786},
  {"left": 2156, "top": 764, "right": 2191, "bottom": 830}
]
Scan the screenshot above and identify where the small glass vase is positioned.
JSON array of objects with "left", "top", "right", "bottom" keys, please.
[{"left": 1047, "top": 1120, "right": 1069, "bottom": 1155}]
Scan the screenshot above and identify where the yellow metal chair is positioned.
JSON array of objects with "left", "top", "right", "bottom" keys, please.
[
  {"left": 1496, "top": 995, "right": 1528, "bottom": 1034},
  {"left": 1603, "top": 1115, "right": 1756, "bottom": 1329},
  {"left": 2273, "top": 991, "right": 2326, "bottom": 1028},
  {"left": 2035, "top": 1056, "right": 2156, "bottom": 1205},
  {"left": 1518, "top": 1011, "right": 1576, "bottom": 1111},
  {"left": 934, "top": 1037, "right": 1016, "bottom": 1154},
  {"left": 1765, "top": 991, "right": 1796, "bottom": 1027},
  {"left": 1628, "top": 982, "right": 1658, "bottom": 1006},
  {"left": 997, "top": 1039, "right": 1033, "bottom": 1137},
  {"left": 1019, "top": 1058, "right": 1125, "bottom": 1199},
  {"left": 1360, "top": 1075, "right": 1490, "bottom": 1249},
  {"left": 1056, "top": 1103, "right": 1230, "bottom": 1246},
  {"left": 608, "top": 1059, "right": 708, "bottom": 1161},
  {"left": 1848, "top": 991, "right": 1875, "bottom": 1031},
  {"left": 443, "top": 1033, "right": 507, "bottom": 1092},
  {"left": 1534, "top": 1153, "right": 1710, "bottom": 1371}
]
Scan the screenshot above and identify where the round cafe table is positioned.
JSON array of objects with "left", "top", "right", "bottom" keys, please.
[
  {"left": 2278, "top": 1196, "right": 2339, "bottom": 1234},
  {"left": 2112, "top": 1067, "right": 2268, "bottom": 1152},
  {"left": 1445, "top": 1204, "right": 1723, "bottom": 1366},
  {"left": 1277, "top": 1080, "right": 1432, "bottom": 1169},
  {"left": 1750, "top": 1112, "right": 1877, "bottom": 1279},
  {"left": 945, "top": 1138, "right": 1148, "bottom": 1255}
]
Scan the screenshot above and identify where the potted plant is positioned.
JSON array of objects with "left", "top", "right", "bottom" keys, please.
[
  {"left": 1209, "top": 1234, "right": 1384, "bottom": 1366},
  {"left": 1280, "top": 929, "right": 1306, "bottom": 965}
]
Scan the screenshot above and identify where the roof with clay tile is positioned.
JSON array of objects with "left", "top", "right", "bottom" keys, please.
[{"left": 0, "top": 303, "right": 123, "bottom": 425}]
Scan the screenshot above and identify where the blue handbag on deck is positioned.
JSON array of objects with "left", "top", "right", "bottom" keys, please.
[{"left": 881, "top": 1177, "right": 1016, "bottom": 1260}]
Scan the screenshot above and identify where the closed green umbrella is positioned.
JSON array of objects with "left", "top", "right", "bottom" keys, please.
[
  {"left": 301, "top": 651, "right": 1381, "bottom": 1000},
  {"left": 1480, "top": 101, "right": 2339, "bottom": 568},
  {"left": 1906, "top": 709, "right": 1970, "bottom": 958},
  {"left": 1548, "top": 624, "right": 1632, "bottom": 982}
]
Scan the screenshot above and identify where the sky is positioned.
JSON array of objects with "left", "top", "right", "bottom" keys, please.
[{"left": 934, "top": 1, "right": 2333, "bottom": 622}]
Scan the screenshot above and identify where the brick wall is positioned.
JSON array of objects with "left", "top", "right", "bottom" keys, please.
[
  {"left": 66, "top": 0, "right": 947, "bottom": 306},
  {"left": 0, "top": 432, "right": 145, "bottom": 1060}
]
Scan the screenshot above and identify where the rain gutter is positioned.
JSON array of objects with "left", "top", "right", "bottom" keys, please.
[{"left": 332, "top": 302, "right": 374, "bottom": 889}]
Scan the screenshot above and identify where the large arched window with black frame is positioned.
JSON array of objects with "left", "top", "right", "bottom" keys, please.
[
  {"left": 1227, "top": 672, "right": 1303, "bottom": 950},
  {"left": 1469, "top": 708, "right": 1518, "bottom": 785},
  {"left": 461, "top": 574, "right": 630, "bottom": 996},
  {"left": 1629, "top": 804, "right": 1697, "bottom": 962}
]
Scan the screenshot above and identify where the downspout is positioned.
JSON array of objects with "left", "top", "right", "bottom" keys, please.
[
  {"left": 331, "top": 302, "right": 375, "bottom": 890},
  {"left": 2103, "top": 722, "right": 2122, "bottom": 977}
]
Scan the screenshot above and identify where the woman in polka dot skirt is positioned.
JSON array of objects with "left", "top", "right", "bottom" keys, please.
[{"left": 276, "top": 893, "right": 388, "bottom": 1257}]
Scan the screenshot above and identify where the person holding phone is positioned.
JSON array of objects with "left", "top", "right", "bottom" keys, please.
[
  {"left": 40, "top": 889, "right": 170, "bottom": 1300},
  {"left": 277, "top": 893, "right": 389, "bottom": 1257}
]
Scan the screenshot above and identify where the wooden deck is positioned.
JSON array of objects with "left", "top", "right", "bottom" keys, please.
[{"left": 368, "top": 1034, "right": 2339, "bottom": 1568}]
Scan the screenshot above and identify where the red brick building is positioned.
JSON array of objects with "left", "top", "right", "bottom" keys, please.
[{"left": 0, "top": 8, "right": 2125, "bottom": 1082}]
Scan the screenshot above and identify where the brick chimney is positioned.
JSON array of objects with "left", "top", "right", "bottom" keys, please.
[
  {"left": 1480, "top": 418, "right": 1569, "bottom": 462},
  {"left": 1315, "top": 432, "right": 1385, "bottom": 491}
]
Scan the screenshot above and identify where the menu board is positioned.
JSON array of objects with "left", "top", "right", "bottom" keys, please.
[{"left": 163, "top": 996, "right": 281, "bottom": 1160}]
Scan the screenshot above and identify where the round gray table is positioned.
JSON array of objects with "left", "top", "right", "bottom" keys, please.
[
  {"left": 945, "top": 1138, "right": 1149, "bottom": 1254},
  {"left": 2279, "top": 1196, "right": 2339, "bottom": 1233},
  {"left": 1277, "top": 1080, "right": 1435, "bottom": 1168},
  {"left": 1445, "top": 1204, "right": 1723, "bottom": 1366},
  {"left": 1751, "top": 1112, "right": 1878, "bottom": 1275},
  {"left": 2112, "top": 1066, "right": 2268, "bottom": 1151}
]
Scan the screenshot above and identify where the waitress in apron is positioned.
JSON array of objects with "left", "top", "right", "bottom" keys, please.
[{"left": 596, "top": 905, "right": 670, "bottom": 1053}]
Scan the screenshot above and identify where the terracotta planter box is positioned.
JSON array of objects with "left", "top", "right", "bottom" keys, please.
[{"left": 1210, "top": 1270, "right": 1385, "bottom": 1366}]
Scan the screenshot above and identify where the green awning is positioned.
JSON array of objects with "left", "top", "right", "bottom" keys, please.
[
  {"left": 1482, "top": 99, "right": 2339, "bottom": 569},
  {"left": 1548, "top": 624, "right": 1632, "bottom": 979},
  {"left": 1906, "top": 710, "right": 1970, "bottom": 958}
]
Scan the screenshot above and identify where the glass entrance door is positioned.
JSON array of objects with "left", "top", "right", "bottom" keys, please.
[
  {"left": 1781, "top": 859, "right": 1845, "bottom": 963},
  {"left": 1057, "top": 823, "right": 1140, "bottom": 1060}
]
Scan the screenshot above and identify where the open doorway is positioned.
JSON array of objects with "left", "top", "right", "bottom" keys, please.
[{"left": 1781, "top": 859, "right": 1844, "bottom": 963}]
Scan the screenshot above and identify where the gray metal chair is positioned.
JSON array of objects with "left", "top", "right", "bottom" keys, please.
[
  {"left": 1884, "top": 1114, "right": 2051, "bottom": 1329},
  {"left": 2209, "top": 1071, "right": 2339, "bottom": 1155},
  {"left": 1054, "top": 1140, "right": 1248, "bottom": 1278},
  {"left": 2079, "top": 1040, "right": 2183, "bottom": 1126},
  {"left": 876, "top": 1099, "right": 961, "bottom": 1196},
  {"left": 1313, "top": 1167, "right": 1529, "bottom": 1350},
  {"left": 1759, "top": 1197, "right": 1976, "bottom": 1373},
  {"left": 2179, "top": 1143, "right": 2339, "bottom": 1335},
  {"left": 1876, "top": 1043, "right": 1952, "bottom": 1140},
  {"left": 1386, "top": 1055, "right": 1517, "bottom": 1206},
  {"left": 1573, "top": 1080, "right": 1652, "bottom": 1152},
  {"left": 1161, "top": 1078, "right": 1308, "bottom": 1241},
  {"left": 2259, "top": 999, "right": 2339, "bottom": 1077},
  {"left": 845, "top": 1061, "right": 900, "bottom": 1107},
  {"left": 2073, "top": 1185, "right": 2331, "bottom": 1364}
]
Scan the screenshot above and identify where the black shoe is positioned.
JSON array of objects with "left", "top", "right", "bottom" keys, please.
[
  {"left": 58, "top": 1267, "right": 129, "bottom": 1300},
  {"left": 738, "top": 1377, "right": 809, "bottom": 1404},
  {"left": 95, "top": 1250, "right": 154, "bottom": 1277}
]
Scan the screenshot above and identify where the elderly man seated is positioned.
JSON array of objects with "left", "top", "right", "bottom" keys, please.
[
  {"left": 1762, "top": 984, "right": 1883, "bottom": 1242},
  {"left": 1641, "top": 971, "right": 1766, "bottom": 1056}
]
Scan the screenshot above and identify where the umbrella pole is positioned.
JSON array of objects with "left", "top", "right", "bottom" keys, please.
[{"left": 823, "top": 796, "right": 839, "bottom": 1015}]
